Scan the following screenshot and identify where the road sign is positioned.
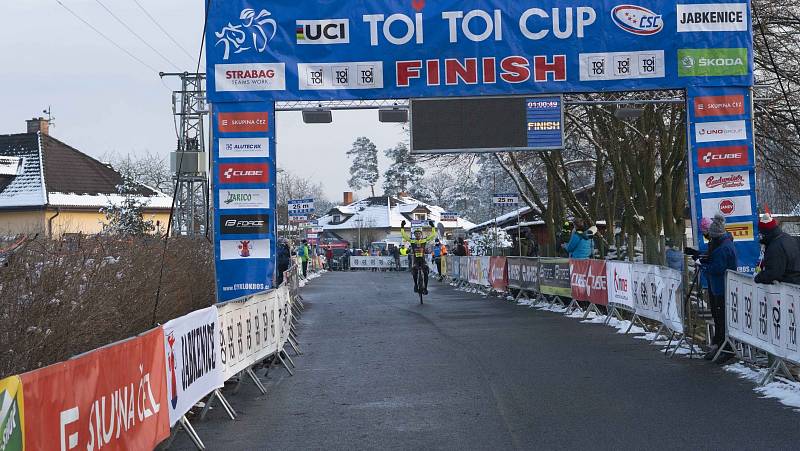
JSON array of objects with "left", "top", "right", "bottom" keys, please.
[
  {"left": 441, "top": 212, "right": 459, "bottom": 222},
  {"left": 493, "top": 194, "right": 519, "bottom": 206},
  {"left": 288, "top": 198, "right": 315, "bottom": 215}
]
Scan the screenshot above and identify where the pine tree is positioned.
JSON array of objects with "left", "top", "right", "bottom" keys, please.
[
  {"left": 101, "top": 179, "right": 156, "bottom": 236},
  {"left": 346, "top": 137, "right": 379, "bottom": 197},
  {"left": 382, "top": 142, "right": 424, "bottom": 196}
]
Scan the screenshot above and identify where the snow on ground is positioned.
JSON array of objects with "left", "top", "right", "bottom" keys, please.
[{"left": 725, "top": 363, "right": 800, "bottom": 411}]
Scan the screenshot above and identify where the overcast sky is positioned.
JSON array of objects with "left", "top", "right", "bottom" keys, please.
[{"left": 0, "top": 0, "right": 403, "bottom": 201}]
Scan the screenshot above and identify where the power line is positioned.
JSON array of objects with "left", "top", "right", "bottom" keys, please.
[
  {"left": 131, "top": 0, "right": 196, "bottom": 62},
  {"left": 93, "top": 0, "right": 183, "bottom": 72},
  {"left": 55, "top": 0, "right": 160, "bottom": 73}
]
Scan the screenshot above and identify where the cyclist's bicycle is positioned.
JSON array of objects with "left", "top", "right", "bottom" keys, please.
[{"left": 413, "top": 265, "right": 425, "bottom": 304}]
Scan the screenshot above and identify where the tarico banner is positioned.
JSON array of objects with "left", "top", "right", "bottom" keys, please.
[
  {"left": 538, "top": 258, "right": 571, "bottom": 297},
  {"left": 570, "top": 259, "right": 608, "bottom": 305},
  {"left": 205, "top": 1, "right": 753, "bottom": 102},
  {"left": 506, "top": 257, "right": 539, "bottom": 292},
  {"left": 488, "top": 256, "right": 508, "bottom": 291},
  {"left": 19, "top": 328, "right": 170, "bottom": 451},
  {"left": 162, "top": 306, "right": 224, "bottom": 426}
]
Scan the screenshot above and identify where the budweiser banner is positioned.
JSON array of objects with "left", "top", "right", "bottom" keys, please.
[
  {"left": 606, "top": 261, "right": 634, "bottom": 311},
  {"left": 20, "top": 328, "right": 170, "bottom": 451},
  {"left": 488, "top": 257, "right": 508, "bottom": 291},
  {"left": 538, "top": 258, "right": 571, "bottom": 297},
  {"left": 506, "top": 257, "right": 539, "bottom": 292},
  {"left": 162, "top": 306, "right": 224, "bottom": 426},
  {"left": 0, "top": 376, "right": 24, "bottom": 451},
  {"left": 570, "top": 259, "right": 609, "bottom": 306}
]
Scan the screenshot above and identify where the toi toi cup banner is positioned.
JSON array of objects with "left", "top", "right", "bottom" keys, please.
[
  {"left": 687, "top": 86, "right": 759, "bottom": 272},
  {"left": 213, "top": 101, "right": 277, "bottom": 302}
]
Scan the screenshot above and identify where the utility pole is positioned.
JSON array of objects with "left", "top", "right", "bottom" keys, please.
[{"left": 160, "top": 72, "right": 209, "bottom": 237}]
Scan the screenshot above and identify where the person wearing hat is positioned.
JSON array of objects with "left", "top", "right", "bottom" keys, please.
[
  {"left": 754, "top": 213, "right": 800, "bottom": 285},
  {"left": 432, "top": 238, "right": 445, "bottom": 280},
  {"left": 700, "top": 214, "right": 737, "bottom": 360},
  {"left": 563, "top": 219, "right": 594, "bottom": 259}
]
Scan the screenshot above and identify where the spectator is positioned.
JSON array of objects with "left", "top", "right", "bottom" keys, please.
[
  {"left": 298, "top": 239, "right": 310, "bottom": 277},
  {"left": 665, "top": 238, "right": 684, "bottom": 272},
  {"left": 390, "top": 244, "right": 400, "bottom": 271},
  {"left": 700, "top": 214, "right": 737, "bottom": 360},
  {"left": 325, "top": 246, "right": 334, "bottom": 270},
  {"left": 754, "top": 213, "right": 800, "bottom": 285},
  {"left": 276, "top": 238, "right": 291, "bottom": 286},
  {"left": 563, "top": 219, "right": 593, "bottom": 259},
  {"left": 432, "top": 239, "right": 444, "bottom": 279},
  {"left": 454, "top": 237, "right": 467, "bottom": 256},
  {"left": 342, "top": 247, "right": 352, "bottom": 271},
  {"left": 399, "top": 244, "right": 408, "bottom": 270}
]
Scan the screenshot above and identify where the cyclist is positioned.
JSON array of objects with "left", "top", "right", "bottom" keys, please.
[{"left": 400, "top": 220, "right": 437, "bottom": 294}]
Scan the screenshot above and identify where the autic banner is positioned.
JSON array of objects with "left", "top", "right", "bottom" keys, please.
[
  {"left": 206, "top": 1, "right": 753, "bottom": 102},
  {"left": 162, "top": 307, "right": 224, "bottom": 426},
  {"left": 20, "top": 328, "right": 170, "bottom": 451}
]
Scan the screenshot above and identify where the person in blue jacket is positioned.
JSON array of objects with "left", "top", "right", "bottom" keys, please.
[
  {"left": 563, "top": 219, "right": 594, "bottom": 259},
  {"left": 701, "top": 214, "right": 737, "bottom": 361}
]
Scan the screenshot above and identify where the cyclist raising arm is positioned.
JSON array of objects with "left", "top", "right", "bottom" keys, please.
[{"left": 400, "top": 220, "right": 437, "bottom": 295}]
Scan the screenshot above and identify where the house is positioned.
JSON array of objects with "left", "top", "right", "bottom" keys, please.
[
  {"left": 0, "top": 118, "right": 172, "bottom": 238},
  {"left": 316, "top": 192, "right": 476, "bottom": 249}
]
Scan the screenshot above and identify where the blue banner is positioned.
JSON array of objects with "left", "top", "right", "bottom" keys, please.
[
  {"left": 212, "top": 101, "right": 278, "bottom": 303},
  {"left": 206, "top": 1, "right": 753, "bottom": 102},
  {"left": 687, "top": 85, "right": 759, "bottom": 272}
]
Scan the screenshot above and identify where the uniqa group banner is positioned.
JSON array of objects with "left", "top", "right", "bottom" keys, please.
[
  {"left": 162, "top": 306, "right": 224, "bottom": 426},
  {"left": 606, "top": 260, "right": 634, "bottom": 311},
  {"left": 0, "top": 376, "right": 24, "bottom": 451},
  {"left": 19, "top": 328, "right": 170, "bottom": 451},
  {"left": 570, "top": 259, "right": 608, "bottom": 305},
  {"left": 217, "top": 289, "right": 287, "bottom": 380},
  {"left": 205, "top": 1, "right": 753, "bottom": 102},
  {"left": 726, "top": 271, "right": 800, "bottom": 364},
  {"left": 488, "top": 256, "right": 508, "bottom": 291},
  {"left": 630, "top": 263, "right": 684, "bottom": 333},
  {"left": 506, "top": 257, "right": 539, "bottom": 292},
  {"left": 539, "top": 258, "right": 571, "bottom": 297}
]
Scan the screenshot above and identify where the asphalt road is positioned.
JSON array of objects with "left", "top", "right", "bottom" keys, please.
[{"left": 173, "top": 271, "right": 800, "bottom": 450}]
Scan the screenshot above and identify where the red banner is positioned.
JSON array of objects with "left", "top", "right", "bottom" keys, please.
[
  {"left": 488, "top": 256, "right": 508, "bottom": 291},
  {"left": 570, "top": 259, "right": 608, "bottom": 305},
  {"left": 20, "top": 328, "right": 170, "bottom": 451}
]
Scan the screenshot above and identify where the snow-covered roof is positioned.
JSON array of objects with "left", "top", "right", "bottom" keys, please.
[
  {"left": 48, "top": 192, "right": 173, "bottom": 209},
  {"left": 0, "top": 133, "right": 46, "bottom": 208},
  {"left": 468, "top": 206, "right": 536, "bottom": 231},
  {"left": 317, "top": 195, "right": 475, "bottom": 230}
]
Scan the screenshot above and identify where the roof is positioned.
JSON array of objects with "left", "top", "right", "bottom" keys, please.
[
  {"left": 468, "top": 205, "right": 539, "bottom": 232},
  {"left": 317, "top": 195, "right": 476, "bottom": 230},
  {"left": 0, "top": 132, "right": 171, "bottom": 210}
]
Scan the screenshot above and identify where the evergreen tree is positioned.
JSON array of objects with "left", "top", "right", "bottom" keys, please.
[
  {"left": 382, "top": 142, "right": 424, "bottom": 196},
  {"left": 346, "top": 137, "right": 379, "bottom": 197},
  {"left": 101, "top": 179, "right": 156, "bottom": 236}
]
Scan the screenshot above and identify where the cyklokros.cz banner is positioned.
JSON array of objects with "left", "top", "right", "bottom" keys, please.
[
  {"left": 570, "top": 259, "right": 608, "bottom": 305},
  {"left": 162, "top": 306, "right": 224, "bottom": 426},
  {"left": 20, "top": 328, "right": 170, "bottom": 451}
]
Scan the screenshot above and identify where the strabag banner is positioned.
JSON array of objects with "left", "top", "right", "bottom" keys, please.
[
  {"left": 0, "top": 376, "right": 24, "bottom": 451},
  {"left": 726, "top": 271, "right": 800, "bottom": 364},
  {"left": 19, "top": 328, "right": 170, "bottom": 451},
  {"left": 570, "top": 259, "right": 608, "bottom": 305},
  {"left": 539, "top": 258, "right": 571, "bottom": 297},
  {"left": 205, "top": 1, "right": 753, "bottom": 102},
  {"left": 506, "top": 257, "right": 539, "bottom": 292},
  {"left": 687, "top": 85, "right": 759, "bottom": 273},
  {"left": 213, "top": 101, "right": 278, "bottom": 303},
  {"left": 630, "top": 263, "right": 684, "bottom": 333},
  {"left": 162, "top": 306, "right": 224, "bottom": 426}
]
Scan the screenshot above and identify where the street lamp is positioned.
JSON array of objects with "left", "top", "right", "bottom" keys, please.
[{"left": 354, "top": 217, "right": 364, "bottom": 250}]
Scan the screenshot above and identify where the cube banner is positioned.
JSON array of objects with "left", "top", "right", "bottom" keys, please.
[{"left": 205, "top": 1, "right": 753, "bottom": 102}]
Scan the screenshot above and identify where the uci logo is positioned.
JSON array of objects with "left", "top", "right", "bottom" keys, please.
[
  {"left": 611, "top": 5, "right": 663, "bottom": 35},
  {"left": 296, "top": 19, "right": 350, "bottom": 44}
]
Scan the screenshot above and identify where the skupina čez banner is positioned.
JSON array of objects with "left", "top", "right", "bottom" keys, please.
[{"left": 726, "top": 271, "right": 800, "bottom": 364}]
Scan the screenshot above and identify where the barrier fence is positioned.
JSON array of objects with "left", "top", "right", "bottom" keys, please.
[{"left": 0, "top": 264, "right": 312, "bottom": 451}]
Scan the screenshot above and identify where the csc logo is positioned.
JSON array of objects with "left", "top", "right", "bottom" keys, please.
[{"left": 611, "top": 5, "right": 663, "bottom": 35}]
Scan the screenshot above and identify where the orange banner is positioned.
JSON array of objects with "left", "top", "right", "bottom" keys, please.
[{"left": 20, "top": 328, "right": 170, "bottom": 451}]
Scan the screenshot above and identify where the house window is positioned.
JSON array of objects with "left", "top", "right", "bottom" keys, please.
[
  {"left": 413, "top": 213, "right": 427, "bottom": 221},
  {"left": 333, "top": 215, "right": 341, "bottom": 223}
]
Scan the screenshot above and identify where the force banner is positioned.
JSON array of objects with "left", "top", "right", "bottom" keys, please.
[
  {"left": 506, "top": 257, "right": 539, "bottom": 292},
  {"left": 206, "top": 1, "right": 753, "bottom": 102},
  {"left": 162, "top": 307, "right": 224, "bottom": 426},
  {"left": 570, "top": 259, "right": 608, "bottom": 305},
  {"left": 539, "top": 258, "right": 571, "bottom": 297},
  {"left": 20, "top": 328, "right": 170, "bottom": 451}
]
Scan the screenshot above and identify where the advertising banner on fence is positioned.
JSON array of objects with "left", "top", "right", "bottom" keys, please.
[
  {"left": 0, "top": 376, "right": 24, "bottom": 451},
  {"left": 570, "top": 259, "right": 608, "bottom": 305},
  {"left": 488, "top": 256, "right": 508, "bottom": 291},
  {"left": 506, "top": 257, "right": 539, "bottom": 292},
  {"left": 539, "top": 258, "right": 571, "bottom": 297},
  {"left": 479, "top": 256, "right": 491, "bottom": 287},
  {"left": 459, "top": 257, "right": 469, "bottom": 283},
  {"left": 162, "top": 306, "right": 224, "bottom": 426},
  {"left": 206, "top": 1, "right": 753, "bottom": 102},
  {"left": 606, "top": 261, "right": 634, "bottom": 311},
  {"left": 20, "top": 328, "right": 170, "bottom": 451},
  {"left": 448, "top": 255, "right": 460, "bottom": 279},
  {"left": 350, "top": 256, "right": 408, "bottom": 269},
  {"left": 630, "top": 264, "right": 684, "bottom": 333}
]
